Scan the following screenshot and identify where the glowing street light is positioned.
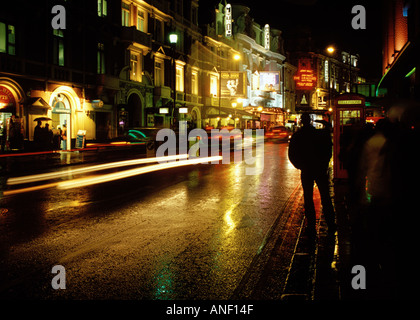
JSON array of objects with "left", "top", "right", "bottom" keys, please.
[
  {"left": 169, "top": 32, "right": 178, "bottom": 44},
  {"left": 327, "top": 46, "right": 335, "bottom": 54}
]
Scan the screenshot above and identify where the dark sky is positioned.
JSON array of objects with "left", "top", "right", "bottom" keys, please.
[{"left": 199, "top": 0, "right": 383, "bottom": 79}]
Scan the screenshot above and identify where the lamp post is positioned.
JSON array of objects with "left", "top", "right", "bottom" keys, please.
[
  {"left": 169, "top": 31, "right": 178, "bottom": 128},
  {"left": 326, "top": 45, "right": 335, "bottom": 111}
]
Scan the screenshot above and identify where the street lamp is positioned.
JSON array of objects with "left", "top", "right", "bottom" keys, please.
[
  {"left": 326, "top": 45, "right": 335, "bottom": 113},
  {"left": 169, "top": 32, "right": 178, "bottom": 128},
  {"left": 169, "top": 33, "right": 178, "bottom": 45},
  {"left": 327, "top": 46, "right": 335, "bottom": 54}
]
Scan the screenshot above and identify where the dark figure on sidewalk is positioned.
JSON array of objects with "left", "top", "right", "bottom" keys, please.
[
  {"left": 288, "top": 113, "right": 335, "bottom": 234},
  {"left": 34, "top": 120, "right": 43, "bottom": 150},
  {"left": 44, "top": 123, "right": 53, "bottom": 150}
]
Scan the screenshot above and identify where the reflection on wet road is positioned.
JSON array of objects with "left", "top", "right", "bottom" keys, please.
[{"left": 0, "top": 142, "right": 300, "bottom": 299}]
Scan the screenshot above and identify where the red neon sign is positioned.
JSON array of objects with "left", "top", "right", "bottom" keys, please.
[{"left": 294, "top": 69, "right": 317, "bottom": 88}]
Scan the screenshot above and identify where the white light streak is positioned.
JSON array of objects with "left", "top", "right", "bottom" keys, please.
[
  {"left": 57, "top": 156, "right": 223, "bottom": 190},
  {"left": 3, "top": 155, "right": 222, "bottom": 196},
  {"left": 7, "top": 154, "right": 189, "bottom": 186}
]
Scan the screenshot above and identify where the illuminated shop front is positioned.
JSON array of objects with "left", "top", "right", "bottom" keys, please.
[{"left": 0, "top": 78, "right": 25, "bottom": 151}]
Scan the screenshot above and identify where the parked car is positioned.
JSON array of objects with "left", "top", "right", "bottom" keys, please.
[{"left": 265, "top": 126, "right": 291, "bottom": 142}]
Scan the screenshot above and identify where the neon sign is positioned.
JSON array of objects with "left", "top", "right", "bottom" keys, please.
[
  {"left": 264, "top": 24, "right": 270, "bottom": 50},
  {"left": 225, "top": 4, "right": 232, "bottom": 38},
  {"left": 294, "top": 59, "right": 317, "bottom": 88}
]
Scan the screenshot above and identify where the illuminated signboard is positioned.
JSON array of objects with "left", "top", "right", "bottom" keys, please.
[
  {"left": 220, "top": 71, "right": 246, "bottom": 97},
  {"left": 260, "top": 72, "right": 280, "bottom": 91},
  {"left": 294, "top": 69, "right": 317, "bottom": 88},
  {"left": 0, "top": 86, "right": 16, "bottom": 109},
  {"left": 337, "top": 100, "right": 363, "bottom": 105},
  {"left": 294, "top": 59, "right": 316, "bottom": 88},
  {"left": 225, "top": 4, "right": 232, "bottom": 38},
  {"left": 264, "top": 24, "right": 270, "bottom": 50}
]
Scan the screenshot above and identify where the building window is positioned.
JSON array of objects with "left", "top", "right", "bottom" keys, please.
[
  {"left": 176, "top": 63, "right": 184, "bottom": 92},
  {"left": 191, "top": 71, "right": 198, "bottom": 95},
  {"left": 130, "top": 51, "right": 142, "bottom": 82},
  {"left": 154, "top": 19, "right": 163, "bottom": 42},
  {"left": 210, "top": 74, "right": 218, "bottom": 97},
  {"left": 98, "top": 0, "right": 107, "bottom": 17},
  {"left": 137, "top": 10, "right": 146, "bottom": 32},
  {"left": 97, "top": 42, "right": 105, "bottom": 74},
  {"left": 0, "top": 23, "right": 16, "bottom": 55},
  {"left": 154, "top": 58, "right": 164, "bottom": 86},
  {"left": 53, "top": 29, "right": 64, "bottom": 66},
  {"left": 122, "top": 2, "right": 130, "bottom": 27},
  {"left": 192, "top": 6, "right": 198, "bottom": 25}
]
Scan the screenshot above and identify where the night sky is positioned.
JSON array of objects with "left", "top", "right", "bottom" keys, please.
[{"left": 199, "top": 0, "right": 383, "bottom": 79}]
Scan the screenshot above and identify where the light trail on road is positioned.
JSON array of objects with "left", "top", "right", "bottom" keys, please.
[
  {"left": 7, "top": 154, "right": 190, "bottom": 186},
  {"left": 2, "top": 155, "right": 223, "bottom": 196},
  {"left": 57, "top": 156, "right": 223, "bottom": 190}
]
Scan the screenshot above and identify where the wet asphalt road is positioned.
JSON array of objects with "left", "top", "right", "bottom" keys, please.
[{"left": 0, "top": 142, "right": 301, "bottom": 300}]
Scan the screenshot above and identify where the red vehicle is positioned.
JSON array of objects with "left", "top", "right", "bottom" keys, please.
[{"left": 265, "top": 126, "right": 291, "bottom": 142}]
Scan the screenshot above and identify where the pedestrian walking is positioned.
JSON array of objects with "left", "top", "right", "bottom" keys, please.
[
  {"left": 288, "top": 113, "right": 336, "bottom": 235},
  {"left": 44, "top": 123, "right": 53, "bottom": 150},
  {"left": 34, "top": 120, "right": 43, "bottom": 150},
  {"left": 61, "top": 124, "right": 67, "bottom": 150}
]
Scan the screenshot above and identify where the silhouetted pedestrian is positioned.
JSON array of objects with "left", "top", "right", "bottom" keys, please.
[
  {"left": 288, "top": 113, "right": 335, "bottom": 234},
  {"left": 44, "top": 123, "right": 53, "bottom": 150},
  {"left": 34, "top": 120, "right": 43, "bottom": 150}
]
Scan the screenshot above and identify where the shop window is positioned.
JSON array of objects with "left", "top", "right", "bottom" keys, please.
[
  {"left": 97, "top": 43, "right": 105, "bottom": 74},
  {"left": 122, "top": 2, "right": 130, "bottom": 27},
  {"left": 0, "top": 22, "right": 16, "bottom": 55},
  {"left": 176, "top": 63, "right": 184, "bottom": 92},
  {"left": 154, "top": 58, "right": 164, "bottom": 86},
  {"left": 137, "top": 10, "right": 146, "bottom": 32},
  {"left": 191, "top": 71, "right": 198, "bottom": 95},
  {"left": 210, "top": 74, "right": 218, "bottom": 97},
  {"left": 130, "top": 50, "right": 142, "bottom": 82},
  {"left": 53, "top": 29, "right": 64, "bottom": 66},
  {"left": 98, "top": 0, "right": 107, "bottom": 17},
  {"left": 154, "top": 19, "right": 164, "bottom": 42}
]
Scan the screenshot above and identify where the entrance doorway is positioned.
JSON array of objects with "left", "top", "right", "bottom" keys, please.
[
  {"left": 127, "top": 93, "right": 142, "bottom": 128},
  {"left": 51, "top": 93, "right": 71, "bottom": 150}
]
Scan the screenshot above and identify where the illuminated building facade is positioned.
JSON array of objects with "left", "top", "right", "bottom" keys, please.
[
  {"left": 290, "top": 50, "right": 360, "bottom": 123},
  {"left": 0, "top": 0, "right": 296, "bottom": 152},
  {"left": 377, "top": 0, "right": 420, "bottom": 100},
  {"left": 204, "top": 3, "right": 294, "bottom": 130}
]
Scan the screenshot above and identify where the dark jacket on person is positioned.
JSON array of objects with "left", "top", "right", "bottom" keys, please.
[{"left": 288, "top": 125, "right": 332, "bottom": 173}]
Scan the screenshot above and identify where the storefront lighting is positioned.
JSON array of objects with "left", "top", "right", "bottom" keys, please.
[
  {"left": 179, "top": 107, "right": 188, "bottom": 114},
  {"left": 159, "top": 107, "right": 169, "bottom": 114}
]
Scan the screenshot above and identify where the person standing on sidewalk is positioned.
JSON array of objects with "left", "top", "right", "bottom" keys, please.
[{"left": 288, "top": 113, "right": 336, "bottom": 234}]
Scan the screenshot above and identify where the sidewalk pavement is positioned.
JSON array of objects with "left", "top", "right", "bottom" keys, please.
[{"left": 290, "top": 178, "right": 417, "bottom": 301}]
